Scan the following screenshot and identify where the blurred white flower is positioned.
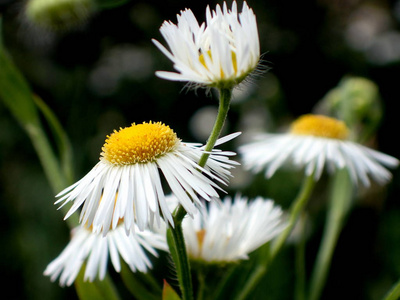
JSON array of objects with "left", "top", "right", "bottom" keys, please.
[
  {"left": 239, "top": 114, "right": 399, "bottom": 186},
  {"left": 152, "top": 1, "right": 260, "bottom": 89},
  {"left": 44, "top": 224, "right": 167, "bottom": 287}
]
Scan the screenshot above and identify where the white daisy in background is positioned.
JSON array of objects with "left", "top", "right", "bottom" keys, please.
[
  {"left": 178, "top": 194, "right": 286, "bottom": 263},
  {"left": 152, "top": 1, "right": 260, "bottom": 89},
  {"left": 239, "top": 114, "right": 399, "bottom": 186},
  {"left": 43, "top": 223, "right": 167, "bottom": 287},
  {"left": 56, "top": 121, "right": 239, "bottom": 235}
]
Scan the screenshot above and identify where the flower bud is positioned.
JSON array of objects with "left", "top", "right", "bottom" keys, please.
[
  {"left": 25, "top": 0, "right": 96, "bottom": 31},
  {"left": 315, "top": 76, "right": 382, "bottom": 142}
]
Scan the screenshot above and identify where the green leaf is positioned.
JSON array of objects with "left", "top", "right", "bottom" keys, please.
[
  {"left": 120, "top": 261, "right": 160, "bottom": 300},
  {"left": 163, "top": 280, "right": 181, "bottom": 300},
  {"left": 0, "top": 37, "right": 40, "bottom": 129},
  {"left": 33, "top": 95, "right": 74, "bottom": 184},
  {"left": 75, "top": 264, "right": 121, "bottom": 300},
  {"left": 0, "top": 22, "right": 69, "bottom": 194}
]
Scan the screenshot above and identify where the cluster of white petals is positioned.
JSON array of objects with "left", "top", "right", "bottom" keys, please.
[
  {"left": 153, "top": 1, "right": 260, "bottom": 88},
  {"left": 239, "top": 133, "right": 399, "bottom": 186},
  {"left": 44, "top": 225, "right": 167, "bottom": 287},
  {"left": 55, "top": 133, "right": 240, "bottom": 236},
  {"left": 181, "top": 195, "right": 286, "bottom": 262}
]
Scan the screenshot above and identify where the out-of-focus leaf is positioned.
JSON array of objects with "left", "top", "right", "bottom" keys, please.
[
  {"left": 120, "top": 261, "right": 160, "bottom": 300},
  {"left": 0, "top": 26, "right": 40, "bottom": 128},
  {"left": 33, "top": 95, "right": 74, "bottom": 184},
  {"left": 163, "top": 280, "right": 181, "bottom": 300},
  {"left": 0, "top": 22, "right": 68, "bottom": 193},
  {"left": 75, "top": 265, "right": 120, "bottom": 300}
]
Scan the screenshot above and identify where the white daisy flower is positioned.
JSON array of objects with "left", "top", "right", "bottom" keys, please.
[
  {"left": 239, "top": 114, "right": 399, "bottom": 186},
  {"left": 56, "top": 121, "right": 239, "bottom": 235},
  {"left": 43, "top": 224, "right": 167, "bottom": 287},
  {"left": 152, "top": 1, "right": 260, "bottom": 89},
  {"left": 180, "top": 195, "right": 286, "bottom": 263}
]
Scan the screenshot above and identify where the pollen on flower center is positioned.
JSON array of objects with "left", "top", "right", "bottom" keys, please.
[
  {"left": 199, "top": 50, "right": 238, "bottom": 78},
  {"left": 101, "top": 121, "right": 179, "bottom": 165},
  {"left": 290, "top": 114, "right": 349, "bottom": 140}
]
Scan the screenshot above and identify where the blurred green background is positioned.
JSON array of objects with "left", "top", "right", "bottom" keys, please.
[{"left": 1, "top": 0, "right": 400, "bottom": 299}]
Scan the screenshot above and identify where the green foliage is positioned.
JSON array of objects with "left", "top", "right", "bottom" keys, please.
[{"left": 163, "top": 280, "right": 181, "bottom": 300}]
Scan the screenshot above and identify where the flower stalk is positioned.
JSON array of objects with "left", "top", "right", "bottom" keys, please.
[
  {"left": 168, "top": 87, "right": 232, "bottom": 300},
  {"left": 270, "top": 173, "right": 316, "bottom": 260},
  {"left": 234, "top": 173, "right": 316, "bottom": 300},
  {"left": 308, "top": 168, "right": 353, "bottom": 300}
]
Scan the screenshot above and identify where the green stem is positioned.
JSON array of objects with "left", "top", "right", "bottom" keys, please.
[
  {"left": 211, "top": 264, "right": 237, "bottom": 300},
  {"left": 270, "top": 174, "right": 316, "bottom": 260},
  {"left": 235, "top": 174, "right": 316, "bottom": 300},
  {"left": 167, "top": 88, "right": 232, "bottom": 300},
  {"left": 383, "top": 278, "right": 400, "bottom": 300},
  {"left": 308, "top": 169, "right": 352, "bottom": 300},
  {"left": 167, "top": 223, "right": 193, "bottom": 300},
  {"left": 234, "top": 264, "right": 267, "bottom": 300},
  {"left": 295, "top": 213, "right": 307, "bottom": 300},
  {"left": 196, "top": 269, "right": 206, "bottom": 300},
  {"left": 197, "top": 88, "right": 232, "bottom": 168}
]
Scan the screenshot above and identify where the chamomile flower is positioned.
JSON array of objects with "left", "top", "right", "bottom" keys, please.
[
  {"left": 44, "top": 224, "right": 167, "bottom": 287},
  {"left": 152, "top": 1, "right": 260, "bottom": 89},
  {"left": 56, "top": 121, "right": 239, "bottom": 235},
  {"left": 239, "top": 114, "right": 399, "bottom": 186},
  {"left": 181, "top": 195, "right": 286, "bottom": 263}
]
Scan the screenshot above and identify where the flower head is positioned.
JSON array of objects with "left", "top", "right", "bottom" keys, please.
[
  {"left": 25, "top": 0, "right": 96, "bottom": 31},
  {"left": 152, "top": 1, "right": 260, "bottom": 89},
  {"left": 178, "top": 195, "right": 285, "bottom": 263},
  {"left": 239, "top": 114, "right": 399, "bottom": 186},
  {"left": 56, "top": 121, "right": 239, "bottom": 235},
  {"left": 44, "top": 224, "right": 167, "bottom": 287}
]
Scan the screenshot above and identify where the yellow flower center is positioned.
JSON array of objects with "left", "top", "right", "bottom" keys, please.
[
  {"left": 290, "top": 114, "right": 349, "bottom": 140},
  {"left": 101, "top": 121, "right": 179, "bottom": 165},
  {"left": 199, "top": 50, "right": 238, "bottom": 78}
]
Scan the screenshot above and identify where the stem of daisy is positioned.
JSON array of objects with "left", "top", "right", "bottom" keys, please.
[
  {"left": 270, "top": 173, "right": 316, "bottom": 260},
  {"left": 295, "top": 213, "right": 307, "bottom": 300},
  {"left": 308, "top": 169, "right": 352, "bottom": 300},
  {"left": 197, "top": 88, "right": 232, "bottom": 168},
  {"left": 167, "top": 223, "right": 193, "bottom": 300},
  {"left": 235, "top": 173, "right": 316, "bottom": 300},
  {"left": 168, "top": 87, "right": 233, "bottom": 300}
]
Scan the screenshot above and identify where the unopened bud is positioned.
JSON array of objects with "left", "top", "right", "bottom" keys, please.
[
  {"left": 25, "top": 0, "right": 96, "bottom": 31},
  {"left": 315, "top": 76, "right": 382, "bottom": 142}
]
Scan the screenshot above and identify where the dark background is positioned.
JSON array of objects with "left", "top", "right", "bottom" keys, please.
[{"left": 1, "top": 0, "right": 400, "bottom": 299}]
